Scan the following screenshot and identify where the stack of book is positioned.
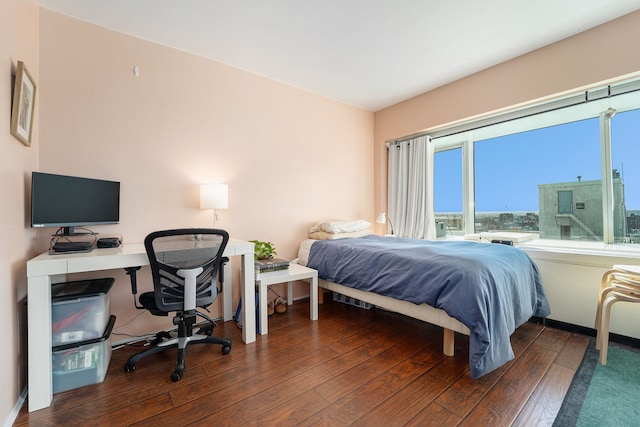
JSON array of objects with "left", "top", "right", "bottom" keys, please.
[{"left": 255, "top": 257, "right": 290, "bottom": 274}]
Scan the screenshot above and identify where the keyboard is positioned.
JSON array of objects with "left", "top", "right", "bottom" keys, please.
[{"left": 52, "top": 241, "right": 93, "bottom": 252}]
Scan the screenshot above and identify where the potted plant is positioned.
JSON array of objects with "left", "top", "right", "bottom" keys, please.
[{"left": 249, "top": 240, "right": 277, "bottom": 260}]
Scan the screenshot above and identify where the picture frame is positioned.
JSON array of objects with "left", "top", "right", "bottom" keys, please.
[{"left": 10, "top": 61, "right": 36, "bottom": 147}]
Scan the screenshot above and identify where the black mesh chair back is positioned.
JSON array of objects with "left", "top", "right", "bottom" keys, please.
[{"left": 145, "top": 229, "right": 229, "bottom": 313}]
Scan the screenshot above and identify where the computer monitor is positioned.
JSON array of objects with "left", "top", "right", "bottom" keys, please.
[{"left": 31, "top": 172, "right": 120, "bottom": 236}]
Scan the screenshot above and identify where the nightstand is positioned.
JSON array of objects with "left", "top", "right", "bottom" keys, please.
[{"left": 255, "top": 262, "right": 318, "bottom": 335}]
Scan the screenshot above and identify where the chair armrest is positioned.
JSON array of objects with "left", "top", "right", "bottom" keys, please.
[
  {"left": 219, "top": 257, "right": 230, "bottom": 284},
  {"left": 125, "top": 266, "right": 143, "bottom": 309}
]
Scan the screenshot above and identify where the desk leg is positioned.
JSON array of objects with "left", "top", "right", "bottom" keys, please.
[
  {"left": 222, "top": 262, "right": 233, "bottom": 321},
  {"left": 28, "top": 275, "right": 53, "bottom": 412},
  {"left": 287, "top": 281, "right": 293, "bottom": 305},
  {"left": 310, "top": 275, "right": 318, "bottom": 321},
  {"left": 240, "top": 254, "right": 256, "bottom": 343}
]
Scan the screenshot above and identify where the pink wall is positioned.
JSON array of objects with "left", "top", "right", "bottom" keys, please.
[
  {"left": 373, "top": 10, "right": 640, "bottom": 218},
  {"left": 38, "top": 10, "right": 374, "bottom": 336},
  {"left": 0, "top": 0, "right": 40, "bottom": 422}
]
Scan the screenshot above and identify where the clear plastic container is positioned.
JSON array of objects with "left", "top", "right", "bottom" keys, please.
[
  {"left": 52, "top": 315, "right": 115, "bottom": 394},
  {"left": 51, "top": 278, "right": 114, "bottom": 346}
]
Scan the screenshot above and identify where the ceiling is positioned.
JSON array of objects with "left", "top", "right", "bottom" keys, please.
[{"left": 38, "top": 0, "right": 640, "bottom": 112}]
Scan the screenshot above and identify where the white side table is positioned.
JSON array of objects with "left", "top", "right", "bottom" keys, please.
[{"left": 255, "top": 262, "right": 318, "bottom": 335}]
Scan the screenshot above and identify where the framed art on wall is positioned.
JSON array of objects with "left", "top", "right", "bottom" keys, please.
[{"left": 11, "top": 61, "right": 36, "bottom": 147}]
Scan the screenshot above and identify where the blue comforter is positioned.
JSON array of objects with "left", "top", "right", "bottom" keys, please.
[{"left": 307, "top": 235, "right": 550, "bottom": 378}]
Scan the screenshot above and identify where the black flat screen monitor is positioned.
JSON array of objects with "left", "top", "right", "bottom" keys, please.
[{"left": 31, "top": 172, "right": 120, "bottom": 235}]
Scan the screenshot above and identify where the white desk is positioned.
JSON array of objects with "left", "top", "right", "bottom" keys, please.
[
  {"left": 26, "top": 238, "right": 255, "bottom": 412},
  {"left": 255, "top": 263, "right": 318, "bottom": 335}
]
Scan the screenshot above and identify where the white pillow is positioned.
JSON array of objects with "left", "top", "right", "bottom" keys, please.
[
  {"left": 309, "top": 219, "right": 371, "bottom": 234},
  {"left": 309, "top": 229, "right": 372, "bottom": 240}
]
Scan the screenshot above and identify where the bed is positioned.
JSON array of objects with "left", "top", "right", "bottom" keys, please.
[{"left": 298, "top": 234, "right": 550, "bottom": 379}]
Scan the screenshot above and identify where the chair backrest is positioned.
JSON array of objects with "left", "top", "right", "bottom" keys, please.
[{"left": 144, "top": 228, "right": 229, "bottom": 313}]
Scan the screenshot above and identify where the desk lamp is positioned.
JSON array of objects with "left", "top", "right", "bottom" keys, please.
[{"left": 376, "top": 212, "right": 394, "bottom": 235}]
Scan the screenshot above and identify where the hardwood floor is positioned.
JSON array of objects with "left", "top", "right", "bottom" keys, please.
[{"left": 15, "top": 295, "right": 589, "bottom": 426}]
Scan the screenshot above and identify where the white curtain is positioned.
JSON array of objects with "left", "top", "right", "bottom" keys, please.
[{"left": 387, "top": 135, "right": 436, "bottom": 239}]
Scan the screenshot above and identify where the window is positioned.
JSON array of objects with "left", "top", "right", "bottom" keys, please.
[
  {"left": 434, "top": 147, "right": 464, "bottom": 235},
  {"left": 611, "top": 108, "right": 640, "bottom": 244},
  {"left": 558, "top": 191, "right": 573, "bottom": 215},
  {"left": 473, "top": 117, "right": 601, "bottom": 239},
  {"left": 427, "top": 78, "right": 640, "bottom": 246}
]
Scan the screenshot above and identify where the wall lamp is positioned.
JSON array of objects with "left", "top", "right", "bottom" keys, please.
[{"left": 200, "top": 183, "right": 228, "bottom": 226}]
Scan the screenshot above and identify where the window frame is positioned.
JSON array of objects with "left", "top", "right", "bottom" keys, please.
[{"left": 428, "top": 78, "right": 640, "bottom": 248}]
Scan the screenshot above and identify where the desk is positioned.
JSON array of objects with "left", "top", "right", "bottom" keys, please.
[
  {"left": 255, "top": 263, "right": 318, "bottom": 335},
  {"left": 26, "top": 238, "right": 255, "bottom": 412}
]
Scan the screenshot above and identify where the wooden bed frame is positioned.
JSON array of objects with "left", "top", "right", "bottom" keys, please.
[
  {"left": 299, "top": 239, "right": 471, "bottom": 356},
  {"left": 317, "top": 278, "right": 470, "bottom": 356}
]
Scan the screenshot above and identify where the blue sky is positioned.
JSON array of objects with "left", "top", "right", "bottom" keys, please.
[{"left": 434, "top": 108, "right": 639, "bottom": 213}]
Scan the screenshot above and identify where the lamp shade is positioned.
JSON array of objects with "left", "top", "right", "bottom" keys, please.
[
  {"left": 200, "top": 184, "right": 228, "bottom": 209},
  {"left": 376, "top": 212, "right": 394, "bottom": 235}
]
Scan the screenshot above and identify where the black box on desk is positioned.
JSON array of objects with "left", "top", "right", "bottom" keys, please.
[
  {"left": 52, "top": 315, "right": 115, "bottom": 394},
  {"left": 51, "top": 278, "right": 114, "bottom": 347}
]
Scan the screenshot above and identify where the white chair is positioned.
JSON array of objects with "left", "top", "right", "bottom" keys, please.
[{"left": 595, "top": 265, "right": 640, "bottom": 365}]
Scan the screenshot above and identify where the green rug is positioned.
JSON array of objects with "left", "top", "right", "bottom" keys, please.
[{"left": 554, "top": 339, "right": 640, "bottom": 426}]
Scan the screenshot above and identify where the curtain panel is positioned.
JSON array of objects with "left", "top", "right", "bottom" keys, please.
[{"left": 387, "top": 135, "right": 436, "bottom": 239}]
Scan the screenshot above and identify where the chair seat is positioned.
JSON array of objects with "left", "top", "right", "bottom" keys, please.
[
  {"left": 139, "top": 291, "right": 214, "bottom": 317},
  {"left": 139, "top": 292, "right": 168, "bottom": 316}
]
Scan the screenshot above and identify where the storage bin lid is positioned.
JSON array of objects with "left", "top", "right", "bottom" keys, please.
[
  {"left": 53, "top": 315, "right": 115, "bottom": 352},
  {"left": 52, "top": 278, "right": 114, "bottom": 301}
]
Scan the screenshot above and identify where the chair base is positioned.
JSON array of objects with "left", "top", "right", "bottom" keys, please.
[{"left": 124, "top": 331, "right": 231, "bottom": 381}]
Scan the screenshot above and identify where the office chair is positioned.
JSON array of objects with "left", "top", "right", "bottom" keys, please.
[{"left": 124, "top": 228, "right": 231, "bottom": 381}]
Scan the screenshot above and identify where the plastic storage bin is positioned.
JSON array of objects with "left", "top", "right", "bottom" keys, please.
[
  {"left": 333, "top": 292, "right": 372, "bottom": 309},
  {"left": 52, "top": 315, "right": 115, "bottom": 393},
  {"left": 51, "top": 278, "right": 114, "bottom": 347}
]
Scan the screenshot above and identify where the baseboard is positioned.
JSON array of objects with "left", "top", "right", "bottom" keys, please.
[
  {"left": 543, "top": 318, "right": 640, "bottom": 349},
  {"left": 5, "top": 387, "right": 27, "bottom": 427}
]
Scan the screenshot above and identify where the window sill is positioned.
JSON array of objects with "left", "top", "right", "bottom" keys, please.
[
  {"left": 449, "top": 233, "right": 640, "bottom": 261},
  {"left": 518, "top": 239, "right": 640, "bottom": 260}
]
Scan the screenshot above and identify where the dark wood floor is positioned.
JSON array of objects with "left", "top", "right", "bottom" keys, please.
[{"left": 15, "top": 295, "right": 589, "bottom": 426}]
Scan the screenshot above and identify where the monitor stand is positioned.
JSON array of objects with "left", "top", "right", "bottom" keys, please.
[{"left": 56, "top": 226, "right": 97, "bottom": 237}]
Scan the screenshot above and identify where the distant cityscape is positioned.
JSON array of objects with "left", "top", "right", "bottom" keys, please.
[
  {"left": 436, "top": 209, "right": 640, "bottom": 244},
  {"left": 436, "top": 173, "right": 640, "bottom": 244}
]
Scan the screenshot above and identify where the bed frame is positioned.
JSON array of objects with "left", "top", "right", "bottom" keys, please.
[
  {"left": 318, "top": 278, "right": 470, "bottom": 356},
  {"left": 299, "top": 239, "right": 470, "bottom": 356}
]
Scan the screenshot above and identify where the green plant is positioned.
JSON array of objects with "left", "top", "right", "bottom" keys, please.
[{"left": 249, "top": 240, "right": 277, "bottom": 260}]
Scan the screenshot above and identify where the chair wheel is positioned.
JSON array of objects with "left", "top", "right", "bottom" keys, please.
[
  {"left": 222, "top": 345, "right": 231, "bottom": 355},
  {"left": 198, "top": 325, "right": 214, "bottom": 336},
  {"left": 152, "top": 331, "right": 172, "bottom": 344},
  {"left": 171, "top": 371, "right": 182, "bottom": 382},
  {"left": 124, "top": 363, "right": 136, "bottom": 373}
]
